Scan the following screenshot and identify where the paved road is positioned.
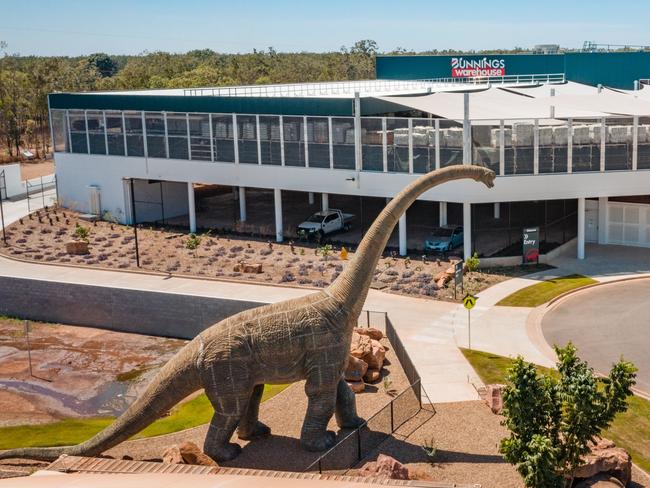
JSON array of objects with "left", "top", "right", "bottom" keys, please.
[{"left": 542, "top": 278, "right": 650, "bottom": 393}]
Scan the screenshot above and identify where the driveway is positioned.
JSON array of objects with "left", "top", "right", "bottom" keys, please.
[{"left": 542, "top": 278, "right": 650, "bottom": 393}]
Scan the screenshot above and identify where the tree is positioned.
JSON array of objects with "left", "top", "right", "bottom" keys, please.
[
  {"left": 500, "top": 344, "right": 636, "bottom": 488},
  {"left": 86, "top": 53, "right": 118, "bottom": 77}
]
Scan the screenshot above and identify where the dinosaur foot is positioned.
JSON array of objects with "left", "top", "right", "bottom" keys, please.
[
  {"left": 338, "top": 415, "right": 365, "bottom": 429},
  {"left": 237, "top": 421, "right": 271, "bottom": 441},
  {"left": 301, "top": 430, "right": 336, "bottom": 452},
  {"left": 205, "top": 442, "right": 242, "bottom": 462}
]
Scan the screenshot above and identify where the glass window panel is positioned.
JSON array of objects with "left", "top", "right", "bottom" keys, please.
[
  {"left": 145, "top": 112, "right": 166, "bottom": 158},
  {"left": 105, "top": 111, "right": 124, "bottom": 156},
  {"left": 68, "top": 110, "right": 88, "bottom": 154},
  {"left": 538, "top": 121, "right": 568, "bottom": 174},
  {"left": 283, "top": 116, "right": 305, "bottom": 167},
  {"left": 212, "top": 114, "right": 234, "bottom": 163},
  {"left": 260, "top": 115, "right": 281, "bottom": 165},
  {"left": 189, "top": 114, "right": 211, "bottom": 161},
  {"left": 307, "top": 117, "right": 330, "bottom": 168},
  {"left": 361, "top": 118, "right": 383, "bottom": 171},
  {"left": 124, "top": 111, "right": 144, "bottom": 157},
  {"left": 504, "top": 121, "right": 534, "bottom": 175},
  {"left": 166, "top": 113, "right": 188, "bottom": 160},
  {"left": 86, "top": 110, "right": 106, "bottom": 155},
  {"left": 51, "top": 110, "right": 68, "bottom": 153},
  {"left": 605, "top": 118, "right": 633, "bottom": 171},
  {"left": 470, "top": 121, "right": 499, "bottom": 174},
  {"left": 332, "top": 117, "right": 355, "bottom": 169},
  {"left": 438, "top": 120, "right": 463, "bottom": 168},
  {"left": 236, "top": 115, "right": 258, "bottom": 164},
  {"left": 638, "top": 117, "right": 650, "bottom": 170},
  {"left": 386, "top": 118, "right": 408, "bottom": 172},
  {"left": 572, "top": 120, "right": 600, "bottom": 172},
  {"left": 412, "top": 118, "right": 435, "bottom": 174}
]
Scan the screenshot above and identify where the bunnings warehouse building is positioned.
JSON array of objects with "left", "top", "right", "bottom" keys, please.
[{"left": 48, "top": 51, "right": 650, "bottom": 261}]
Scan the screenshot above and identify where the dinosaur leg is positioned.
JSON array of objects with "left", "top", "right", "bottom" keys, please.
[
  {"left": 335, "top": 378, "right": 365, "bottom": 429},
  {"left": 203, "top": 393, "right": 248, "bottom": 462},
  {"left": 300, "top": 373, "right": 338, "bottom": 452},
  {"left": 237, "top": 384, "right": 271, "bottom": 441}
]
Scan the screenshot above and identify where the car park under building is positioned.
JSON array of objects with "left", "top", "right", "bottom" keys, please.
[{"left": 48, "top": 51, "right": 650, "bottom": 261}]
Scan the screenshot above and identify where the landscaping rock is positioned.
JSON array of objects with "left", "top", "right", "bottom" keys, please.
[
  {"left": 359, "top": 454, "right": 409, "bottom": 480},
  {"left": 233, "top": 262, "right": 263, "bottom": 274},
  {"left": 574, "top": 438, "right": 631, "bottom": 487},
  {"left": 350, "top": 332, "right": 372, "bottom": 359},
  {"left": 485, "top": 384, "right": 506, "bottom": 414},
  {"left": 65, "top": 240, "right": 89, "bottom": 255},
  {"left": 345, "top": 355, "right": 369, "bottom": 382},
  {"left": 178, "top": 441, "right": 219, "bottom": 466},
  {"left": 364, "top": 369, "right": 381, "bottom": 383},
  {"left": 347, "top": 381, "right": 365, "bottom": 393},
  {"left": 363, "top": 339, "right": 386, "bottom": 370},
  {"left": 161, "top": 445, "right": 183, "bottom": 464},
  {"left": 575, "top": 474, "right": 625, "bottom": 488},
  {"left": 354, "top": 327, "right": 383, "bottom": 341}
]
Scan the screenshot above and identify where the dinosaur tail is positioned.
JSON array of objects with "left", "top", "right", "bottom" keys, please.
[{"left": 0, "top": 339, "right": 204, "bottom": 462}]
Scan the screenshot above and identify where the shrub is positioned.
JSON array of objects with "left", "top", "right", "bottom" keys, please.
[
  {"left": 73, "top": 223, "right": 90, "bottom": 242},
  {"left": 185, "top": 233, "right": 201, "bottom": 250},
  {"left": 317, "top": 244, "right": 333, "bottom": 261},
  {"left": 280, "top": 271, "right": 295, "bottom": 283},
  {"left": 465, "top": 252, "right": 480, "bottom": 272}
]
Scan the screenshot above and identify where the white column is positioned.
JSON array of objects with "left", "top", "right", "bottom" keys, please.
[
  {"left": 462, "top": 92, "right": 471, "bottom": 164},
  {"left": 463, "top": 202, "right": 471, "bottom": 259},
  {"left": 398, "top": 213, "right": 407, "bottom": 256},
  {"left": 577, "top": 197, "right": 585, "bottom": 260},
  {"left": 321, "top": 193, "right": 329, "bottom": 212},
  {"left": 238, "top": 186, "right": 247, "bottom": 222},
  {"left": 439, "top": 201, "right": 448, "bottom": 226},
  {"left": 494, "top": 202, "right": 500, "bottom": 219},
  {"left": 274, "top": 188, "right": 283, "bottom": 243},
  {"left": 308, "top": 192, "right": 315, "bottom": 205},
  {"left": 187, "top": 182, "right": 196, "bottom": 233},
  {"left": 598, "top": 196, "right": 608, "bottom": 245}
]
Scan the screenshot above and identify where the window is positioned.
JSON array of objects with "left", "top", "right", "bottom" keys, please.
[
  {"left": 361, "top": 118, "right": 383, "bottom": 171},
  {"left": 68, "top": 110, "right": 88, "bottom": 154},
  {"left": 51, "top": 110, "right": 68, "bottom": 153},
  {"left": 105, "top": 111, "right": 125, "bottom": 156},
  {"left": 167, "top": 113, "right": 189, "bottom": 160},
  {"left": 236, "top": 115, "right": 258, "bottom": 164},
  {"left": 212, "top": 114, "right": 235, "bottom": 162},
  {"left": 259, "top": 115, "right": 281, "bottom": 165},
  {"left": 332, "top": 117, "right": 355, "bottom": 169},
  {"left": 145, "top": 112, "right": 166, "bottom": 158},
  {"left": 124, "top": 111, "right": 144, "bottom": 157},
  {"left": 283, "top": 116, "right": 305, "bottom": 167},
  {"left": 86, "top": 111, "right": 106, "bottom": 155},
  {"left": 307, "top": 117, "right": 330, "bottom": 168},
  {"left": 189, "top": 113, "right": 211, "bottom": 161}
]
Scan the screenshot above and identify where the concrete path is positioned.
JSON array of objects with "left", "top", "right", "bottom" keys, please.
[{"left": 1, "top": 187, "right": 57, "bottom": 226}]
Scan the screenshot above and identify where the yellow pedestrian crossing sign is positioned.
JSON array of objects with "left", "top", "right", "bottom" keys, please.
[{"left": 463, "top": 294, "right": 477, "bottom": 310}]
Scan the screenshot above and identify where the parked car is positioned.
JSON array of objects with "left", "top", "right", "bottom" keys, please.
[
  {"left": 296, "top": 209, "right": 354, "bottom": 240},
  {"left": 424, "top": 226, "right": 463, "bottom": 252}
]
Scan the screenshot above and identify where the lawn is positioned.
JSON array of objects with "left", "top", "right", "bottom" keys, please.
[
  {"left": 496, "top": 274, "right": 597, "bottom": 307},
  {"left": 0, "top": 385, "right": 288, "bottom": 450},
  {"left": 461, "top": 348, "right": 650, "bottom": 473}
]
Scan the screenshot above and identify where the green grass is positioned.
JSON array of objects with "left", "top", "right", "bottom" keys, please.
[
  {"left": 0, "top": 385, "right": 288, "bottom": 450},
  {"left": 496, "top": 274, "right": 597, "bottom": 307},
  {"left": 461, "top": 348, "right": 650, "bottom": 473}
]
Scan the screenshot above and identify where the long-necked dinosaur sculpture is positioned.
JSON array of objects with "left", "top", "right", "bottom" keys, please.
[{"left": 0, "top": 165, "right": 495, "bottom": 463}]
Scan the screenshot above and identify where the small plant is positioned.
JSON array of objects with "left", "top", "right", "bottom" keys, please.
[
  {"left": 186, "top": 233, "right": 201, "bottom": 251},
  {"left": 289, "top": 240, "right": 295, "bottom": 254},
  {"left": 404, "top": 256, "right": 411, "bottom": 268},
  {"left": 422, "top": 254, "right": 428, "bottom": 264},
  {"left": 421, "top": 437, "right": 437, "bottom": 462},
  {"left": 317, "top": 243, "right": 333, "bottom": 261},
  {"left": 74, "top": 223, "right": 90, "bottom": 242},
  {"left": 465, "top": 252, "right": 480, "bottom": 272},
  {"left": 300, "top": 248, "right": 305, "bottom": 256},
  {"left": 382, "top": 377, "right": 397, "bottom": 396}
]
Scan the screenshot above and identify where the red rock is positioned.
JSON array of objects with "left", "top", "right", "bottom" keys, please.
[
  {"left": 354, "top": 327, "right": 383, "bottom": 341},
  {"left": 362, "top": 339, "right": 386, "bottom": 370},
  {"left": 345, "top": 355, "right": 368, "bottom": 382},
  {"left": 574, "top": 438, "right": 631, "bottom": 487},
  {"left": 162, "top": 445, "right": 183, "bottom": 464},
  {"left": 178, "top": 441, "right": 219, "bottom": 466},
  {"left": 485, "top": 384, "right": 506, "bottom": 414},
  {"left": 347, "top": 381, "right": 365, "bottom": 393},
  {"left": 359, "top": 454, "right": 409, "bottom": 480},
  {"left": 364, "top": 369, "right": 381, "bottom": 383},
  {"left": 350, "top": 332, "right": 372, "bottom": 359},
  {"left": 65, "top": 240, "right": 89, "bottom": 255},
  {"left": 233, "top": 262, "right": 263, "bottom": 273},
  {"left": 575, "top": 474, "right": 624, "bottom": 488}
]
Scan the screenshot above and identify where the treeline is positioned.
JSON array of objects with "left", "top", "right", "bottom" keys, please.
[{"left": 0, "top": 39, "right": 534, "bottom": 160}]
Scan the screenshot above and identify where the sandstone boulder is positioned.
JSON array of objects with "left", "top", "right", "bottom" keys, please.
[
  {"left": 575, "top": 474, "right": 624, "bottom": 488},
  {"left": 162, "top": 442, "right": 218, "bottom": 466},
  {"left": 65, "top": 240, "right": 89, "bottom": 255},
  {"left": 364, "top": 369, "right": 381, "bottom": 383},
  {"left": 363, "top": 339, "right": 386, "bottom": 370},
  {"left": 345, "top": 355, "right": 368, "bottom": 382},
  {"left": 574, "top": 438, "right": 631, "bottom": 487},
  {"left": 161, "top": 445, "right": 183, "bottom": 464},
  {"left": 233, "top": 262, "right": 263, "bottom": 274},
  {"left": 347, "top": 381, "right": 365, "bottom": 393},
  {"left": 350, "top": 332, "right": 372, "bottom": 359},
  {"left": 354, "top": 327, "right": 383, "bottom": 341},
  {"left": 359, "top": 454, "right": 409, "bottom": 480},
  {"left": 485, "top": 384, "right": 506, "bottom": 414}
]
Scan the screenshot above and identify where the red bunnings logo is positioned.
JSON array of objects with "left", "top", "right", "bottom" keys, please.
[{"left": 451, "top": 57, "right": 506, "bottom": 78}]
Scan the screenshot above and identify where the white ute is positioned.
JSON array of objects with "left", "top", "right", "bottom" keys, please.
[{"left": 296, "top": 209, "right": 354, "bottom": 240}]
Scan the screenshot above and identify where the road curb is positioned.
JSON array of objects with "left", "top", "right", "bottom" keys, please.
[{"left": 546, "top": 273, "right": 650, "bottom": 310}]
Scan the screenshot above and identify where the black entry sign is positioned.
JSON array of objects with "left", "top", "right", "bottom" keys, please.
[
  {"left": 454, "top": 261, "right": 463, "bottom": 286},
  {"left": 522, "top": 227, "right": 540, "bottom": 264}
]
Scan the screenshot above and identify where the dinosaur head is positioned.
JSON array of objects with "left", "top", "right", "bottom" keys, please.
[{"left": 473, "top": 167, "right": 496, "bottom": 188}]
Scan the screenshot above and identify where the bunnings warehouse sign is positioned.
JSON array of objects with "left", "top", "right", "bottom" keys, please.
[{"left": 451, "top": 57, "right": 506, "bottom": 77}]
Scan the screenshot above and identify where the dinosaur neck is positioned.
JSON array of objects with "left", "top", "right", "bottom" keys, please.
[{"left": 327, "top": 165, "right": 487, "bottom": 318}]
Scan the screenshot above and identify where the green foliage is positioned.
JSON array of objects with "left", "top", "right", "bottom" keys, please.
[
  {"left": 86, "top": 53, "right": 118, "bottom": 77},
  {"left": 421, "top": 437, "right": 437, "bottom": 462},
  {"left": 496, "top": 275, "right": 597, "bottom": 307},
  {"left": 499, "top": 344, "right": 636, "bottom": 487},
  {"left": 465, "top": 252, "right": 480, "bottom": 272},
  {"left": 317, "top": 243, "right": 333, "bottom": 261},
  {"left": 73, "top": 223, "right": 90, "bottom": 242},
  {"left": 185, "top": 233, "right": 201, "bottom": 251}
]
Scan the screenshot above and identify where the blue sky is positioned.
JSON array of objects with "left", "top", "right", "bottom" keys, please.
[{"left": 2, "top": 0, "right": 647, "bottom": 56}]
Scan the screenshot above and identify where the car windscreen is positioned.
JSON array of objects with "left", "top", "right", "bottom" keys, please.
[
  {"left": 431, "top": 228, "right": 453, "bottom": 237},
  {"left": 306, "top": 214, "right": 324, "bottom": 223}
]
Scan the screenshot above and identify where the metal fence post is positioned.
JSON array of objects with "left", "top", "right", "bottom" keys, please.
[
  {"left": 0, "top": 172, "right": 6, "bottom": 246},
  {"left": 41, "top": 177, "right": 46, "bottom": 209},
  {"left": 390, "top": 400, "right": 394, "bottom": 432},
  {"left": 129, "top": 178, "right": 140, "bottom": 267},
  {"left": 357, "top": 428, "right": 362, "bottom": 462}
]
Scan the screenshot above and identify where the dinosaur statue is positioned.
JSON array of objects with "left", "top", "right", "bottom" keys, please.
[{"left": 0, "top": 165, "right": 495, "bottom": 463}]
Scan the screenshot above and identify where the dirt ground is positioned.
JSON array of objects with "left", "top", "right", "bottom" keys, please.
[
  {"left": 0, "top": 317, "right": 186, "bottom": 426},
  {"left": 0, "top": 208, "right": 542, "bottom": 302},
  {"left": 19, "top": 160, "right": 54, "bottom": 181}
]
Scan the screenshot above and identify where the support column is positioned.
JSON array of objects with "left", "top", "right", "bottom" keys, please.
[
  {"left": 439, "top": 201, "right": 448, "bottom": 226},
  {"left": 577, "top": 197, "right": 585, "bottom": 260},
  {"left": 494, "top": 202, "right": 500, "bottom": 219},
  {"left": 598, "top": 197, "right": 608, "bottom": 244},
  {"left": 308, "top": 192, "right": 315, "bottom": 205},
  {"left": 463, "top": 202, "right": 471, "bottom": 259},
  {"left": 274, "top": 188, "right": 283, "bottom": 243},
  {"left": 321, "top": 193, "right": 329, "bottom": 212},
  {"left": 238, "top": 186, "right": 247, "bottom": 222},
  {"left": 399, "top": 212, "right": 407, "bottom": 256},
  {"left": 187, "top": 182, "right": 196, "bottom": 233}
]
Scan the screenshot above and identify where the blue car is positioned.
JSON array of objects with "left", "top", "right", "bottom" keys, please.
[{"left": 424, "top": 226, "right": 464, "bottom": 253}]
